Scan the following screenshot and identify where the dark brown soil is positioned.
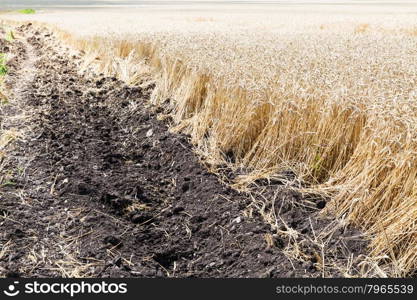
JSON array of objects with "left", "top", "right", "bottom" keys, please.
[{"left": 0, "top": 23, "right": 368, "bottom": 278}]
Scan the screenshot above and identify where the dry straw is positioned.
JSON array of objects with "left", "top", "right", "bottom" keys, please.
[
  {"left": 3, "top": 17, "right": 417, "bottom": 276},
  {"left": 66, "top": 32, "right": 417, "bottom": 276}
]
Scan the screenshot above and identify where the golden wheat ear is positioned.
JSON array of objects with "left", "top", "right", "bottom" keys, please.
[{"left": 7, "top": 11, "right": 415, "bottom": 276}]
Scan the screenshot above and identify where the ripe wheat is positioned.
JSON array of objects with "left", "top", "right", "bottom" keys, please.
[{"left": 2, "top": 5, "right": 417, "bottom": 276}]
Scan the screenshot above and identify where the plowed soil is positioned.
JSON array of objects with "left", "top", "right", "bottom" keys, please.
[{"left": 0, "top": 23, "right": 368, "bottom": 278}]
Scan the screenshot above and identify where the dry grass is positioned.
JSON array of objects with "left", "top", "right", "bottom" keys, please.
[{"left": 2, "top": 4, "right": 417, "bottom": 276}]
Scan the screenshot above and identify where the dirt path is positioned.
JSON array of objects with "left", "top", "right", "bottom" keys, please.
[{"left": 0, "top": 23, "right": 368, "bottom": 278}]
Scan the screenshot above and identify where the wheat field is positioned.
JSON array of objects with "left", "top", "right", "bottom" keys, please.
[{"left": 2, "top": 1, "right": 417, "bottom": 276}]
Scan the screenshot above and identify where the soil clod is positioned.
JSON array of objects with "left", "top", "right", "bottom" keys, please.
[{"left": 0, "top": 24, "right": 368, "bottom": 278}]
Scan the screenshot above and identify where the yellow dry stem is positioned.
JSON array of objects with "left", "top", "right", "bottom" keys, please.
[
  {"left": 61, "top": 31, "right": 417, "bottom": 276},
  {"left": 3, "top": 19, "right": 416, "bottom": 276}
]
